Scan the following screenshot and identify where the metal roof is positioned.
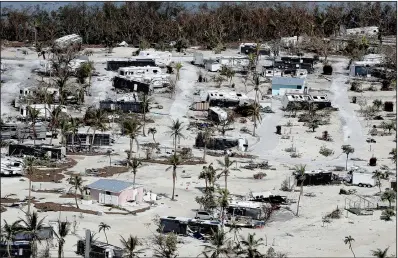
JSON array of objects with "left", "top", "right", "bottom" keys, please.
[
  {"left": 272, "top": 77, "right": 305, "bottom": 85},
  {"left": 87, "top": 179, "right": 138, "bottom": 193}
]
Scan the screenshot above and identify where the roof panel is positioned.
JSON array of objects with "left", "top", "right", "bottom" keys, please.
[
  {"left": 87, "top": 179, "right": 136, "bottom": 193},
  {"left": 272, "top": 77, "right": 305, "bottom": 85}
]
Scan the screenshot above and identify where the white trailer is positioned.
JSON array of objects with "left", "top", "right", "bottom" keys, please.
[
  {"left": 193, "top": 53, "right": 204, "bottom": 66},
  {"left": 351, "top": 172, "right": 376, "bottom": 187},
  {"left": 138, "top": 51, "right": 172, "bottom": 67},
  {"left": 54, "top": 34, "right": 82, "bottom": 49},
  {"left": 205, "top": 61, "right": 221, "bottom": 72},
  {"left": 19, "top": 104, "right": 67, "bottom": 119}
]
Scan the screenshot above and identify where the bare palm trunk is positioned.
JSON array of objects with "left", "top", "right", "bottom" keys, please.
[
  {"left": 346, "top": 155, "right": 349, "bottom": 171},
  {"left": 143, "top": 111, "right": 146, "bottom": 136},
  {"left": 253, "top": 117, "right": 256, "bottom": 136},
  {"left": 104, "top": 232, "right": 108, "bottom": 244},
  {"left": 71, "top": 132, "right": 75, "bottom": 152},
  {"left": 7, "top": 242, "right": 11, "bottom": 257},
  {"left": 58, "top": 241, "right": 63, "bottom": 258},
  {"left": 174, "top": 136, "right": 177, "bottom": 154},
  {"left": 90, "top": 129, "right": 96, "bottom": 152},
  {"left": 133, "top": 172, "right": 137, "bottom": 188},
  {"left": 32, "top": 123, "right": 37, "bottom": 145},
  {"left": 129, "top": 138, "right": 133, "bottom": 160},
  {"left": 350, "top": 246, "right": 356, "bottom": 258},
  {"left": 28, "top": 178, "right": 32, "bottom": 214},
  {"left": 172, "top": 169, "right": 176, "bottom": 200},
  {"left": 224, "top": 174, "right": 228, "bottom": 190},
  {"left": 152, "top": 134, "right": 156, "bottom": 144},
  {"left": 296, "top": 182, "right": 304, "bottom": 216},
  {"left": 75, "top": 188, "right": 79, "bottom": 209},
  {"left": 203, "top": 143, "right": 206, "bottom": 162}
]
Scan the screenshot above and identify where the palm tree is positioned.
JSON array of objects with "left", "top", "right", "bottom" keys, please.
[
  {"left": 148, "top": 127, "right": 157, "bottom": 145},
  {"left": 76, "top": 62, "right": 93, "bottom": 86},
  {"left": 166, "top": 154, "right": 181, "bottom": 201},
  {"left": 122, "top": 118, "right": 142, "bottom": 159},
  {"left": 201, "top": 229, "right": 230, "bottom": 258},
  {"left": 371, "top": 247, "right": 390, "bottom": 258},
  {"left": 167, "top": 119, "right": 185, "bottom": 154},
  {"left": 238, "top": 233, "right": 265, "bottom": 258},
  {"left": 217, "top": 155, "right": 239, "bottom": 190},
  {"left": 199, "top": 166, "right": 209, "bottom": 191},
  {"left": 27, "top": 106, "right": 40, "bottom": 145},
  {"left": 175, "top": 62, "right": 183, "bottom": 81},
  {"left": 344, "top": 235, "right": 356, "bottom": 258},
  {"left": 225, "top": 67, "right": 236, "bottom": 87},
  {"left": 120, "top": 235, "right": 145, "bottom": 258},
  {"left": 202, "top": 126, "right": 214, "bottom": 162},
  {"left": 20, "top": 211, "right": 46, "bottom": 258},
  {"left": 342, "top": 145, "right": 355, "bottom": 171},
  {"left": 59, "top": 118, "right": 72, "bottom": 148},
  {"left": 99, "top": 222, "right": 111, "bottom": 244},
  {"left": 390, "top": 148, "right": 397, "bottom": 164},
  {"left": 128, "top": 157, "right": 142, "bottom": 188},
  {"left": 295, "top": 164, "right": 306, "bottom": 216},
  {"left": 2, "top": 220, "right": 23, "bottom": 258},
  {"left": 48, "top": 105, "right": 64, "bottom": 144},
  {"left": 85, "top": 108, "right": 108, "bottom": 152},
  {"left": 228, "top": 220, "right": 242, "bottom": 244},
  {"left": 247, "top": 104, "right": 262, "bottom": 136},
  {"left": 23, "top": 156, "right": 36, "bottom": 215},
  {"left": 140, "top": 94, "right": 152, "bottom": 136},
  {"left": 217, "top": 188, "right": 229, "bottom": 227},
  {"left": 56, "top": 220, "right": 70, "bottom": 258},
  {"left": 68, "top": 175, "right": 83, "bottom": 209},
  {"left": 372, "top": 170, "right": 383, "bottom": 193},
  {"left": 381, "top": 190, "right": 396, "bottom": 208}
]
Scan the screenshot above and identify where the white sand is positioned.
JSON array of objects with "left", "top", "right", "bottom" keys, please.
[{"left": 1, "top": 46, "right": 396, "bottom": 257}]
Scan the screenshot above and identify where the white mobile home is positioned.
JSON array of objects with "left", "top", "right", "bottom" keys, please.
[
  {"left": 15, "top": 87, "right": 60, "bottom": 108},
  {"left": 138, "top": 51, "right": 172, "bottom": 67},
  {"left": 205, "top": 60, "right": 221, "bottom": 72},
  {"left": 208, "top": 107, "right": 228, "bottom": 123},
  {"left": 346, "top": 26, "right": 379, "bottom": 37},
  {"left": 193, "top": 53, "right": 204, "bottom": 66},
  {"left": 19, "top": 104, "right": 66, "bottom": 119}
]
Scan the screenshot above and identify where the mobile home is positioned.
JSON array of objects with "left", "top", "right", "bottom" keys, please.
[
  {"left": 19, "top": 104, "right": 67, "bottom": 119},
  {"left": 138, "top": 50, "right": 172, "bottom": 67},
  {"left": 205, "top": 60, "right": 221, "bottom": 72},
  {"left": 54, "top": 34, "right": 82, "bottom": 50},
  {"left": 106, "top": 58, "right": 156, "bottom": 71},
  {"left": 159, "top": 216, "right": 221, "bottom": 235},
  {"left": 208, "top": 107, "right": 228, "bottom": 123},
  {"left": 100, "top": 93, "right": 148, "bottom": 113},
  {"left": 271, "top": 77, "right": 305, "bottom": 96},
  {"left": 113, "top": 76, "right": 152, "bottom": 94}
]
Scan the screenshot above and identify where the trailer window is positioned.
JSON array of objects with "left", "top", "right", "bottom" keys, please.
[{"left": 296, "top": 86, "right": 302, "bottom": 89}]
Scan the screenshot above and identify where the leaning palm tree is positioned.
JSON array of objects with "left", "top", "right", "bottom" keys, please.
[
  {"left": 20, "top": 211, "right": 46, "bottom": 258},
  {"left": 120, "top": 235, "right": 145, "bottom": 258},
  {"left": 166, "top": 154, "right": 181, "bottom": 201},
  {"left": 344, "top": 235, "right": 356, "bottom": 258},
  {"left": 201, "top": 229, "right": 230, "bottom": 258},
  {"left": 68, "top": 175, "right": 84, "bottom": 209},
  {"left": 99, "top": 222, "right": 111, "bottom": 244},
  {"left": 140, "top": 94, "right": 152, "bottom": 136},
  {"left": 56, "top": 220, "right": 70, "bottom": 258},
  {"left": 128, "top": 157, "right": 142, "bottom": 188},
  {"left": 148, "top": 127, "right": 157, "bottom": 145},
  {"left": 167, "top": 119, "right": 185, "bottom": 154},
  {"left": 175, "top": 62, "right": 183, "bottom": 81},
  {"left": 217, "top": 155, "right": 239, "bottom": 191},
  {"left": 238, "top": 233, "right": 265, "bottom": 258},
  {"left": 248, "top": 104, "right": 263, "bottom": 136},
  {"left": 122, "top": 118, "right": 142, "bottom": 159},
  {"left": 199, "top": 166, "right": 210, "bottom": 191},
  {"left": 27, "top": 106, "right": 40, "bottom": 145},
  {"left": 372, "top": 170, "right": 383, "bottom": 193},
  {"left": 23, "top": 156, "right": 36, "bottom": 215},
  {"left": 371, "top": 247, "right": 390, "bottom": 258},
  {"left": 2, "top": 220, "right": 23, "bottom": 258},
  {"left": 295, "top": 164, "right": 306, "bottom": 216}
]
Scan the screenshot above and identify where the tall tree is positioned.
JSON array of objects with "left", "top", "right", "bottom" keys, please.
[
  {"left": 140, "top": 94, "right": 152, "bottom": 137},
  {"left": 68, "top": 175, "right": 83, "bottom": 209},
  {"left": 381, "top": 190, "right": 396, "bottom": 208},
  {"left": 56, "top": 220, "right": 70, "bottom": 258},
  {"left": 342, "top": 145, "right": 355, "bottom": 171},
  {"left": 120, "top": 235, "right": 145, "bottom": 258},
  {"left": 84, "top": 108, "right": 108, "bottom": 152},
  {"left": 167, "top": 119, "right": 185, "bottom": 154},
  {"left": 344, "top": 235, "right": 356, "bottom": 258},
  {"left": 201, "top": 229, "right": 231, "bottom": 258},
  {"left": 238, "top": 233, "right": 265, "bottom": 258},
  {"left": 20, "top": 211, "right": 46, "bottom": 258},
  {"left": 216, "top": 155, "right": 239, "bottom": 191},
  {"left": 23, "top": 156, "right": 36, "bottom": 215},
  {"left": 295, "top": 164, "right": 306, "bottom": 216},
  {"left": 27, "top": 106, "right": 40, "bottom": 145},
  {"left": 122, "top": 118, "right": 142, "bottom": 159},
  {"left": 166, "top": 154, "right": 181, "bottom": 201},
  {"left": 148, "top": 127, "right": 157, "bottom": 145},
  {"left": 98, "top": 222, "right": 111, "bottom": 244},
  {"left": 128, "top": 157, "right": 142, "bottom": 188},
  {"left": 371, "top": 247, "right": 390, "bottom": 258},
  {"left": 2, "top": 220, "right": 23, "bottom": 258}
]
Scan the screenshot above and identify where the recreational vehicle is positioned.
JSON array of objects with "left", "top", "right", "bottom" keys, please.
[
  {"left": 15, "top": 87, "right": 60, "bottom": 108},
  {"left": 138, "top": 50, "right": 172, "bottom": 67},
  {"left": 113, "top": 76, "right": 152, "bottom": 94},
  {"left": 106, "top": 58, "right": 156, "bottom": 71},
  {"left": 205, "top": 60, "right": 221, "bottom": 72},
  {"left": 54, "top": 34, "right": 82, "bottom": 50},
  {"left": 1, "top": 157, "right": 24, "bottom": 176},
  {"left": 76, "top": 240, "right": 123, "bottom": 258},
  {"left": 159, "top": 216, "right": 221, "bottom": 235},
  {"left": 208, "top": 107, "right": 228, "bottom": 123},
  {"left": 1, "top": 122, "right": 47, "bottom": 141},
  {"left": 19, "top": 104, "right": 67, "bottom": 119},
  {"left": 205, "top": 90, "right": 251, "bottom": 107},
  {"left": 118, "top": 66, "right": 162, "bottom": 77},
  {"left": 100, "top": 93, "right": 148, "bottom": 113},
  {"left": 193, "top": 53, "right": 204, "bottom": 66}
]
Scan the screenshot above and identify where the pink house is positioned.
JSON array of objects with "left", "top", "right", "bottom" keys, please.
[{"left": 87, "top": 179, "right": 144, "bottom": 206}]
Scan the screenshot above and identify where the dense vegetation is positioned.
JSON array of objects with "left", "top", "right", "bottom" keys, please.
[{"left": 1, "top": 2, "right": 396, "bottom": 46}]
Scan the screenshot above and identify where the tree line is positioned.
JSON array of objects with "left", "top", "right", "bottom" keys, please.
[{"left": 1, "top": 2, "right": 396, "bottom": 46}]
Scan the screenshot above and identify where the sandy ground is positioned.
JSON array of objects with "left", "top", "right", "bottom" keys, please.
[{"left": 1, "top": 46, "right": 396, "bottom": 257}]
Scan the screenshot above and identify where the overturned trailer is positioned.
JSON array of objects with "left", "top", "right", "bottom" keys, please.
[
  {"left": 99, "top": 93, "right": 148, "bottom": 113},
  {"left": 106, "top": 58, "right": 156, "bottom": 71},
  {"left": 195, "top": 133, "right": 248, "bottom": 151},
  {"left": 294, "top": 170, "right": 338, "bottom": 186},
  {"left": 227, "top": 201, "right": 263, "bottom": 220},
  {"left": 113, "top": 76, "right": 152, "bottom": 95},
  {"left": 76, "top": 240, "right": 123, "bottom": 258},
  {"left": 8, "top": 144, "right": 66, "bottom": 159},
  {"left": 160, "top": 216, "right": 221, "bottom": 235}
]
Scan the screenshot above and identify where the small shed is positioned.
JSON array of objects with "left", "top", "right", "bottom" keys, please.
[
  {"left": 87, "top": 179, "right": 144, "bottom": 206},
  {"left": 271, "top": 77, "right": 305, "bottom": 96}
]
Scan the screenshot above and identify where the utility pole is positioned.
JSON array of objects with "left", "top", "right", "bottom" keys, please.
[{"left": 85, "top": 229, "right": 91, "bottom": 258}]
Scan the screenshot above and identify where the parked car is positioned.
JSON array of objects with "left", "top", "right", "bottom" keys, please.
[{"left": 195, "top": 210, "right": 216, "bottom": 220}]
